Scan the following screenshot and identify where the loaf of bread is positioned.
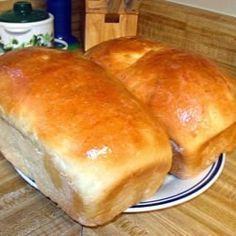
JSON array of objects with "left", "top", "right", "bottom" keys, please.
[
  {"left": 85, "top": 36, "right": 236, "bottom": 178},
  {"left": 0, "top": 47, "right": 172, "bottom": 226}
]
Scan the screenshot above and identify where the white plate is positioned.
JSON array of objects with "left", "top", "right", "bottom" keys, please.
[{"left": 16, "top": 154, "right": 225, "bottom": 213}]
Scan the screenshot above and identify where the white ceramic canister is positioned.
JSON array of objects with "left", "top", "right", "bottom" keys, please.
[{"left": 0, "top": 1, "right": 67, "bottom": 54}]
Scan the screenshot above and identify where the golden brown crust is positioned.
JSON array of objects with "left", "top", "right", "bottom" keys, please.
[
  {"left": 0, "top": 47, "right": 172, "bottom": 225},
  {"left": 85, "top": 37, "right": 236, "bottom": 178},
  {"left": 85, "top": 36, "right": 167, "bottom": 74}
]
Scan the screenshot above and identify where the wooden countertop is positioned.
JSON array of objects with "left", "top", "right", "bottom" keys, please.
[{"left": 0, "top": 149, "right": 235, "bottom": 235}]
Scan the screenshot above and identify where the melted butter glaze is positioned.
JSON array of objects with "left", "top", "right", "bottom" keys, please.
[
  {"left": 86, "top": 146, "right": 112, "bottom": 160},
  {"left": 85, "top": 37, "right": 236, "bottom": 178},
  {"left": 0, "top": 46, "right": 171, "bottom": 169}
]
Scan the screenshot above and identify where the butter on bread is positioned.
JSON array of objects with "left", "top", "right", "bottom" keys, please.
[
  {"left": 0, "top": 47, "right": 172, "bottom": 226},
  {"left": 85, "top": 37, "right": 236, "bottom": 178}
]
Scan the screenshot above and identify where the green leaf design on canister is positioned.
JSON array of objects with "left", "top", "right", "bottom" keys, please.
[{"left": 0, "top": 33, "right": 53, "bottom": 53}]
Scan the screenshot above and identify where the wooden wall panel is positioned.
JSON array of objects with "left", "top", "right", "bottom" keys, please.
[{"left": 138, "top": 0, "right": 236, "bottom": 77}]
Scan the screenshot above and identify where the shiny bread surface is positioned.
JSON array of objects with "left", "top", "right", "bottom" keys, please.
[
  {"left": 0, "top": 47, "right": 172, "bottom": 225},
  {"left": 86, "top": 37, "right": 236, "bottom": 178}
]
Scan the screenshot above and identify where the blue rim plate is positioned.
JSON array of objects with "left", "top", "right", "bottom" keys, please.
[
  {"left": 126, "top": 153, "right": 225, "bottom": 212},
  {"left": 15, "top": 153, "right": 225, "bottom": 213}
]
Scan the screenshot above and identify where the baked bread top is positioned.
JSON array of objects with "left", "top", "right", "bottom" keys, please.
[
  {"left": 85, "top": 37, "right": 236, "bottom": 178},
  {"left": 0, "top": 47, "right": 172, "bottom": 225}
]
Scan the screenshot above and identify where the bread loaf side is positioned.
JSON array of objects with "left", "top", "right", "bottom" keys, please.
[
  {"left": 0, "top": 47, "right": 172, "bottom": 226},
  {"left": 85, "top": 37, "right": 236, "bottom": 178}
]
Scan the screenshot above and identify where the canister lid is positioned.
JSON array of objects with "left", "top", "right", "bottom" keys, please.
[{"left": 0, "top": 1, "right": 49, "bottom": 23}]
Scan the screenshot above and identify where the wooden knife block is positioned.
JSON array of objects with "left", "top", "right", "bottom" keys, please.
[{"left": 84, "top": 0, "right": 140, "bottom": 51}]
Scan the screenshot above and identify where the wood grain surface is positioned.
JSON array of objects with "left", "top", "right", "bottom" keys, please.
[
  {"left": 1, "top": 149, "right": 235, "bottom": 235},
  {"left": 84, "top": 13, "right": 138, "bottom": 50}
]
